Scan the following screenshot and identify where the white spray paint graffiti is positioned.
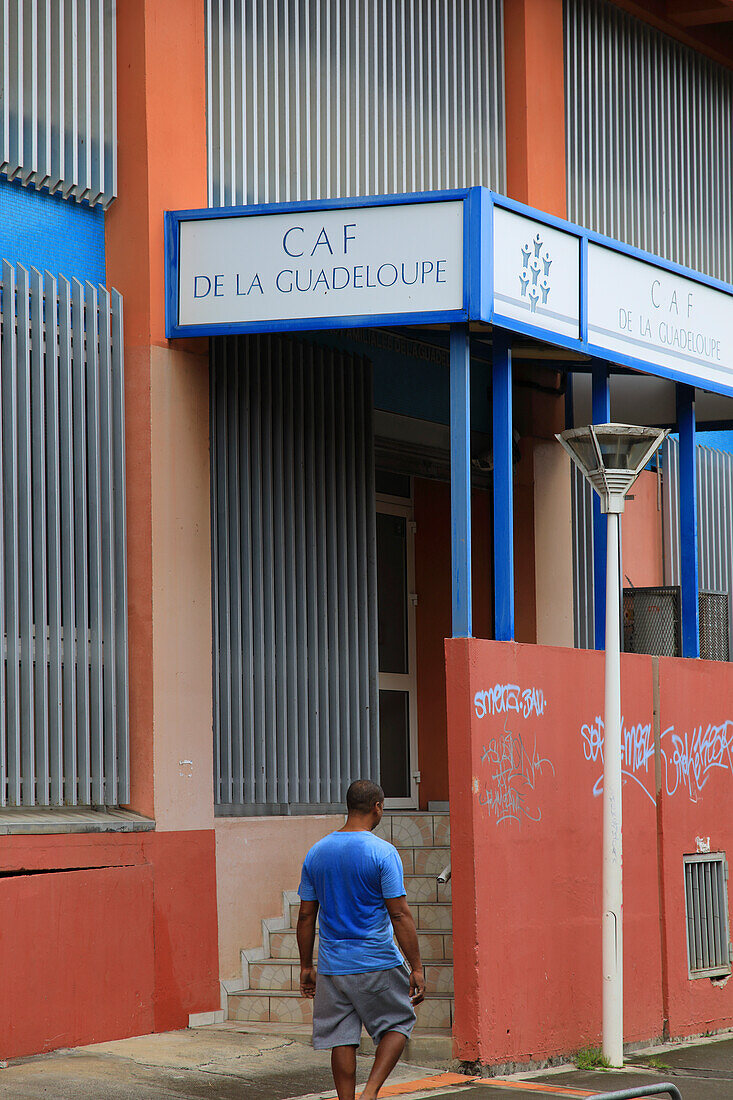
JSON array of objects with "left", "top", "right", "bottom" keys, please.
[
  {"left": 581, "top": 714, "right": 733, "bottom": 804},
  {"left": 474, "top": 684, "right": 553, "bottom": 825}
]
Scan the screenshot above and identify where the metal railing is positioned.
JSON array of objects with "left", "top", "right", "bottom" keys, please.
[{"left": 590, "top": 1085, "right": 682, "bottom": 1100}]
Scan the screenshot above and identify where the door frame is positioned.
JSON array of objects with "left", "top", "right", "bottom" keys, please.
[{"left": 376, "top": 492, "right": 420, "bottom": 810}]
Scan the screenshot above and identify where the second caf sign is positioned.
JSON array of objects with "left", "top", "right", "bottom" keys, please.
[{"left": 165, "top": 196, "right": 468, "bottom": 337}]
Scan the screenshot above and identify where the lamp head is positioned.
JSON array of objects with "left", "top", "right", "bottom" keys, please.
[{"left": 555, "top": 423, "right": 668, "bottom": 513}]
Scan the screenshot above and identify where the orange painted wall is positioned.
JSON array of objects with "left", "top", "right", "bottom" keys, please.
[
  {"left": 414, "top": 478, "right": 492, "bottom": 809},
  {"left": 622, "top": 470, "right": 664, "bottom": 589},
  {"left": 0, "top": 830, "right": 219, "bottom": 1059},
  {"left": 504, "top": 0, "right": 567, "bottom": 217},
  {"left": 104, "top": 0, "right": 208, "bottom": 819},
  {"left": 446, "top": 639, "right": 733, "bottom": 1066}
]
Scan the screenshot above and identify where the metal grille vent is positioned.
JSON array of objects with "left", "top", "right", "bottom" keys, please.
[
  {"left": 623, "top": 587, "right": 729, "bottom": 661},
  {"left": 623, "top": 587, "right": 680, "bottom": 657},
  {"left": 684, "top": 854, "right": 732, "bottom": 979},
  {"left": 699, "top": 592, "right": 730, "bottom": 662}
]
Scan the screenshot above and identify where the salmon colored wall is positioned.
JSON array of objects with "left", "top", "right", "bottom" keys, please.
[
  {"left": 446, "top": 639, "right": 663, "bottom": 1065},
  {"left": 215, "top": 816, "right": 343, "bottom": 979},
  {"left": 105, "top": 0, "right": 208, "bottom": 820},
  {"left": 0, "top": 830, "right": 219, "bottom": 1060},
  {"left": 446, "top": 638, "right": 733, "bottom": 1067},
  {"left": 656, "top": 658, "right": 733, "bottom": 1038},
  {"left": 504, "top": 0, "right": 567, "bottom": 217},
  {"left": 413, "top": 479, "right": 492, "bottom": 810},
  {"left": 533, "top": 442, "right": 574, "bottom": 646},
  {"left": 622, "top": 470, "right": 664, "bottom": 589}
]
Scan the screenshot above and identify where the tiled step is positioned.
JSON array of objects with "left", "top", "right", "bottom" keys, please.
[
  {"left": 375, "top": 812, "right": 450, "bottom": 848},
  {"left": 405, "top": 874, "right": 452, "bottom": 904},
  {"left": 288, "top": 896, "right": 452, "bottom": 929},
  {"left": 396, "top": 845, "right": 451, "bottom": 877},
  {"left": 244, "top": 957, "right": 454, "bottom": 995},
  {"left": 265, "top": 927, "right": 452, "bottom": 963},
  {"left": 229, "top": 988, "right": 454, "bottom": 1029}
]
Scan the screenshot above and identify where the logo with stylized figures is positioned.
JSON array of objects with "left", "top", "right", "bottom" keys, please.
[{"left": 519, "top": 232, "right": 552, "bottom": 312}]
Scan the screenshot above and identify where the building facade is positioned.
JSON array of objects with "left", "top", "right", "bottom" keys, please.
[{"left": 0, "top": 0, "right": 732, "bottom": 1067}]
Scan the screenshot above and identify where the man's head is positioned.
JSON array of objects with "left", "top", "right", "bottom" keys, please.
[{"left": 346, "top": 779, "right": 385, "bottom": 828}]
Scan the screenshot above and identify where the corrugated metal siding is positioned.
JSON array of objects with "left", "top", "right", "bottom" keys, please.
[
  {"left": 0, "top": 262, "right": 129, "bottom": 806},
  {"left": 565, "top": 0, "right": 733, "bottom": 283},
  {"left": 0, "top": 0, "right": 117, "bottom": 209},
  {"left": 206, "top": 0, "right": 505, "bottom": 207},
  {"left": 211, "top": 334, "right": 378, "bottom": 812},
  {"left": 662, "top": 437, "right": 733, "bottom": 639}
]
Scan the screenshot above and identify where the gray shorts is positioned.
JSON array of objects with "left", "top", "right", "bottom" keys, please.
[{"left": 312, "top": 965, "right": 416, "bottom": 1049}]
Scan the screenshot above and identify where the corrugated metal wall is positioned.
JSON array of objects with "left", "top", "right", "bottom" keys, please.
[
  {"left": 572, "top": 438, "right": 733, "bottom": 653},
  {"left": 0, "top": 262, "right": 129, "bottom": 806},
  {"left": 0, "top": 0, "right": 117, "bottom": 209},
  {"left": 211, "top": 335, "right": 378, "bottom": 812},
  {"left": 565, "top": 0, "right": 733, "bottom": 283},
  {"left": 205, "top": 0, "right": 506, "bottom": 207},
  {"left": 662, "top": 437, "right": 733, "bottom": 638}
]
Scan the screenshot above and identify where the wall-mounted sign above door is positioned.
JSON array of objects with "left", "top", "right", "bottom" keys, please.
[{"left": 165, "top": 189, "right": 733, "bottom": 400}]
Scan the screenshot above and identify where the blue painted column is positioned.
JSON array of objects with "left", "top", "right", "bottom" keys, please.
[
  {"left": 493, "top": 330, "right": 514, "bottom": 641},
  {"left": 592, "top": 363, "right": 611, "bottom": 650},
  {"left": 676, "top": 384, "right": 700, "bottom": 658},
  {"left": 450, "top": 324, "right": 472, "bottom": 637}
]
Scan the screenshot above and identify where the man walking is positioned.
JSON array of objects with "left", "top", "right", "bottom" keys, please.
[{"left": 297, "top": 779, "right": 426, "bottom": 1100}]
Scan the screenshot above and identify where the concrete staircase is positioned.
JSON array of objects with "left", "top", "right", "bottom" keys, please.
[{"left": 224, "top": 811, "right": 453, "bottom": 1040}]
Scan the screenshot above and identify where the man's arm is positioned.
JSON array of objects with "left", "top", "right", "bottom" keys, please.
[
  {"left": 384, "top": 896, "right": 426, "bottom": 1005},
  {"left": 297, "top": 899, "right": 319, "bottom": 998}
]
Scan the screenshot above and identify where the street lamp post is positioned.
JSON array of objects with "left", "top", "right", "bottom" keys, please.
[{"left": 556, "top": 423, "right": 668, "bottom": 1068}]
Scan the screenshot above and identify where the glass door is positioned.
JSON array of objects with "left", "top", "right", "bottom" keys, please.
[{"left": 376, "top": 493, "right": 419, "bottom": 808}]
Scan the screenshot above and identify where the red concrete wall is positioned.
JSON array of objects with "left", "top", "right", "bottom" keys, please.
[
  {"left": 656, "top": 657, "right": 733, "bottom": 1038},
  {"left": 0, "top": 830, "right": 219, "bottom": 1059},
  {"left": 446, "top": 639, "right": 662, "bottom": 1065},
  {"left": 414, "top": 479, "right": 492, "bottom": 809},
  {"left": 446, "top": 639, "right": 733, "bottom": 1066}
]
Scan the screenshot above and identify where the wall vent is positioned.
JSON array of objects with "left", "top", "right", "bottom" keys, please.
[{"left": 683, "top": 853, "right": 732, "bottom": 979}]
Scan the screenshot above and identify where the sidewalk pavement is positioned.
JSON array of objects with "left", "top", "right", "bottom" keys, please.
[{"left": 1, "top": 1022, "right": 732, "bottom": 1100}]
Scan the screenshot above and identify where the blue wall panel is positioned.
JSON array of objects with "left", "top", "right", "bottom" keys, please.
[{"left": 0, "top": 181, "right": 105, "bottom": 286}]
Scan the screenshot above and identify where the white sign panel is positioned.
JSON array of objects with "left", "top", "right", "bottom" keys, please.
[
  {"left": 492, "top": 207, "right": 580, "bottom": 340},
  {"left": 588, "top": 244, "right": 733, "bottom": 393},
  {"left": 176, "top": 201, "right": 464, "bottom": 328}
]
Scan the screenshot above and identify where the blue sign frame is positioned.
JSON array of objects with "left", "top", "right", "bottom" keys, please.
[
  {"left": 487, "top": 191, "right": 733, "bottom": 401},
  {"left": 165, "top": 188, "right": 484, "bottom": 340},
  {"left": 165, "top": 187, "right": 733, "bottom": 400}
]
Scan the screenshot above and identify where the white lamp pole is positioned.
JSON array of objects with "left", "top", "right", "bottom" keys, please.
[
  {"left": 556, "top": 423, "right": 668, "bottom": 1069},
  {"left": 602, "top": 505, "right": 623, "bottom": 1067}
]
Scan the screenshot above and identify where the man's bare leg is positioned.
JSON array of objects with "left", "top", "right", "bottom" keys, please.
[
  {"left": 331, "top": 1044, "right": 358, "bottom": 1100},
  {"left": 359, "top": 1030, "right": 407, "bottom": 1100}
]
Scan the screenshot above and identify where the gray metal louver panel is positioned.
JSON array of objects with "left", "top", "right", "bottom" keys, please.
[
  {"left": 205, "top": 0, "right": 505, "bottom": 207},
  {"left": 0, "top": 262, "right": 129, "bottom": 806},
  {"left": 566, "top": 0, "right": 733, "bottom": 284},
  {"left": 211, "top": 334, "right": 378, "bottom": 813},
  {"left": 0, "top": 0, "right": 117, "bottom": 208}
]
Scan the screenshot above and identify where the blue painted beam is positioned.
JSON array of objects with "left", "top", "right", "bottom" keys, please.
[
  {"left": 592, "top": 363, "right": 611, "bottom": 650},
  {"left": 493, "top": 330, "right": 514, "bottom": 642},
  {"left": 450, "top": 324, "right": 472, "bottom": 637},
  {"left": 676, "top": 385, "right": 700, "bottom": 658}
]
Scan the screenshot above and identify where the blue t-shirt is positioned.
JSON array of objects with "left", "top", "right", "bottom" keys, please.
[{"left": 298, "top": 830, "right": 406, "bottom": 975}]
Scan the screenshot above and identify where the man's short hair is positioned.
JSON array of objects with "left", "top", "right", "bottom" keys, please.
[{"left": 346, "top": 779, "right": 384, "bottom": 813}]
